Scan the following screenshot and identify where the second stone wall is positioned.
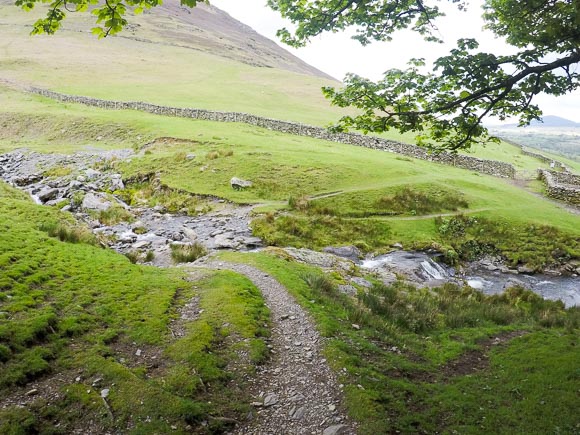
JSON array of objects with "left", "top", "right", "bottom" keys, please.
[{"left": 31, "top": 87, "right": 516, "bottom": 178}]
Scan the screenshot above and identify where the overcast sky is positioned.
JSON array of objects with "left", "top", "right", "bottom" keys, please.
[{"left": 211, "top": 0, "right": 580, "bottom": 123}]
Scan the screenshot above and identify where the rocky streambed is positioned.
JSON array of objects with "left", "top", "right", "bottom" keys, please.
[
  {"left": 1, "top": 149, "right": 578, "bottom": 306},
  {"left": 0, "top": 150, "right": 262, "bottom": 266}
]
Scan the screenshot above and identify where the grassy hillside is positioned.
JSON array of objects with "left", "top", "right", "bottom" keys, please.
[
  {"left": 0, "top": 0, "right": 348, "bottom": 126},
  {"left": 0, "top": 182, "right": 271, "bottom": 433},
  {"left": 2, "top": 84, "right": 578, "bottom": 272}
]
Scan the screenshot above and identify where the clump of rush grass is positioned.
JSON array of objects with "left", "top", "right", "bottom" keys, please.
[
  {"left": 170, "top": 242, "right": 207, "bottom": 263},
  {"left": 39, "top": 221, "right": 96, "bottom": 245},
  {"left": 300, "top": 271, "right": 335, "bottom": 295},
  {"left": 94, "top": 205, "right": 134, "bottom": 225},
  {"left": 206, "top": 151, "right": 220, "bottom": 160}
]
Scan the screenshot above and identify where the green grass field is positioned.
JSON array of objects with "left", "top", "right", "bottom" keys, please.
[
  {"left": 217, "top": 251, "right": 580, "bottom": 435},
  {"left": 0, "top": 182, "right": 270, "bottom": 433}
]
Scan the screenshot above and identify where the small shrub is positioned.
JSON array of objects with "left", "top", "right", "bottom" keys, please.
[
  {"left": 219, "top": 149, "right": 234, "bottom": 157},
  {"left": 171, "top": 242, "right": 207, "bottom": 263},
  {"left": 144, "top": 250, "right": 155, "bottom": 262},
  {"left": 133, "top": 226, "right": 148, "bottom": 235},
  {"left": 288, "top": 195, "right": 310, "bottom": 212},
  {"left": 174, "top": 151, "right": 187, "bottom": 161}
]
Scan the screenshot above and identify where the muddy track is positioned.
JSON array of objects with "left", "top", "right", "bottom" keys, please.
[{"left": 197, "top": 260, "right": 355, "bottom": 435}]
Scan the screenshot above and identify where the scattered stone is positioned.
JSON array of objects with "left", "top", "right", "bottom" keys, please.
[
  {"left": 37, "top": 187, "right": 59, "bottom": 203},
  {"left": 85, "top": 168, "right": 100, "bottom": 179},
  {"left": 110, "top": 174, "right": 124, "bottom": 191},
  {"left": 351, "top": 324, "right": 360, "bottom": 330},
  {"left": 135, "top": 349, "right": 142, "bottom": 357},
  {"left": 263, "top": 393, "right": 279, "bottom": 407},
  {"left": 133, "top": 241, "right": 151, "bottom": 250},
  {"left": 337, "top": 284, "right": 357, "bottom": 296},
  {"left": 25, "top": 389, "right": 39, "bottom": 396},
  {"left": 517, "top": 265, "right": 535, "bottom": 274},
  {"left": 81, "top": 192, "right": 112, "bottom": 212},
  {"left": 100, "top": 389, "right": 110, "bottom": 398},
  {"left": 323, "top": 424, "right": 349, "bottom": 435},
  {"left": 289, "top": 406, "right": 306, "bottom": 420}
]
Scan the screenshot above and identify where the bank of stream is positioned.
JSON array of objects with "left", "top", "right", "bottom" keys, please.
[{"left": 1, "top": 149, "right": 578, "bottom": 307}]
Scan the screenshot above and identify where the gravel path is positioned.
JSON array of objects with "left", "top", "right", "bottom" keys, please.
[{"left": 198, "top": 260, "right": 355, "bottom": 435}]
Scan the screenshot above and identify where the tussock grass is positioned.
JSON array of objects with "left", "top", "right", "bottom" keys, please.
[
  {"left": 170, "top": 242, "right": 207, "bottom": 263},
  {"left": 436, "top": 215, "right": 580, "bottom": 269},
  {"left": 39, "top": 221, "right": 97, "bottom": 245}
]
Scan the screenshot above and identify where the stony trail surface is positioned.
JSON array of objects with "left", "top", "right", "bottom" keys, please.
[{"left": 196, "top": 259, "right": 355, "bottom": 435}]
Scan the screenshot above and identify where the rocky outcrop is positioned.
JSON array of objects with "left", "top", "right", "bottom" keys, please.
[{"left": 28, "top": 87, "right": 517, "bottom": 179}]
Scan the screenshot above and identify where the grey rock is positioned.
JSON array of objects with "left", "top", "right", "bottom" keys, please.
[
  {"left": 230, "top": 177, "right": 253, "bottom": 190},
  {"left": 133, "top": 241, "right": 151, "bottom": 250},
  {"left": 37, "top": 188, "right": 60, "bottom": 203},
  {"left": 85, "top": 168, "right": 100, "bottom": 179},
  {"left": 503, "top": 278, "right": 526, "bottom": 290},
  {"left": 214, "top": 234, "right": 237, "bottom": 249},
  {"left": 263, "top": 393, "right": 279, "bottom": 407},
  {"left": 337, "top": 284, "right": 357, "bottom": 296},
  {"left": 110, "top": 174, "right": 125, "bottom": 191},
  {"left": 289, "top": 406, "right": 306, "bottom": 420},
  {"left": 323, "top": 424, "right": 349, "bottom": 435},
  {"left": 323, "top": 245, "right": 362, "bottom": 261},
  {"left": 242, "top": 236, "right": 263, "bottom": 247},
  {"left": 517, "top": 265, "right": 535, "bottom": 274},
  {"left": 81, "top": 192, "right": 112, "bottom": 212}
]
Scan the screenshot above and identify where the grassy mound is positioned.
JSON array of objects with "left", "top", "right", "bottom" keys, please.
[{"left": 0, "top": 182, "right": 269, "bottom": 433}]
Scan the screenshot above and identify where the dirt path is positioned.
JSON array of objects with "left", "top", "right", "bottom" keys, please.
[{"left": 198, "top": 260, "right": 355, "bottom": 435}]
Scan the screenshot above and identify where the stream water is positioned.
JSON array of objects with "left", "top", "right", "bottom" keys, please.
[{"left": 361, "top": 251, "right": 580, "bottom": 307}]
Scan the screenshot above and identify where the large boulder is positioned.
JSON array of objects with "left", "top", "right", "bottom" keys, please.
[
  {"left": 230, "top": 177, "right": 253, "bottom": 190},
  {"left": 323, "top": 245, "right": 362, "bottom": 261}
]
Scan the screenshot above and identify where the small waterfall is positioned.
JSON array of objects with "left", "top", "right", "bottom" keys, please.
[{"left": 420, "top": 259, "right": 448, "bottom": 280}]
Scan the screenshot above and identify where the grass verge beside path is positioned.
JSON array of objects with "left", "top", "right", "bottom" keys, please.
[
  {"left": 0, "top": 182, "right": 270, "bottom": 434},
  {"left": 218, "top": 251, "right": 580, "bottom": 434}
]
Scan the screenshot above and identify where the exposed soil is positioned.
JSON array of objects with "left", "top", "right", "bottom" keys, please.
[{"left": 440, "top": 330, "right": 529, "bottom": 379}]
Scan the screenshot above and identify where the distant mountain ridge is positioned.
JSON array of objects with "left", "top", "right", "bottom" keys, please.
[{"left": 491, "top": 115, "right": 580, "bottom": 129}]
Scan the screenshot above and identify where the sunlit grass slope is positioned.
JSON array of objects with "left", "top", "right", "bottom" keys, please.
[
  {"left": 0, "top": 181, "right": 270, "bottom": 433},
  {"left": 0, "top": 1, "right": 348, "bottom": 126}
]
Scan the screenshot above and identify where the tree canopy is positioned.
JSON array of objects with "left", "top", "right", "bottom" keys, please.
[
  {"left": 15, "top": 0, "right": 580, "bottom": 150},
  {"left": 268, "top": 0, "right": 580, "bottom": 150}
]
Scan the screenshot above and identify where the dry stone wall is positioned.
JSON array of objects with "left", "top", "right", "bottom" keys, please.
[
  {"left": 31, "top": 87, "right": 516, "bottom": 178},
  {"left": 539, "top": 170, "right": 580, "bottom": 205}
]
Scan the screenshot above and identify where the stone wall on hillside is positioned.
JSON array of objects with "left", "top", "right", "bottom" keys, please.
[
  {"left": 30, "top": 87, "right": 516, "bottom": 178},
  {"left": 539, "top": 170, "right": 580, "bottom": 205}
]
